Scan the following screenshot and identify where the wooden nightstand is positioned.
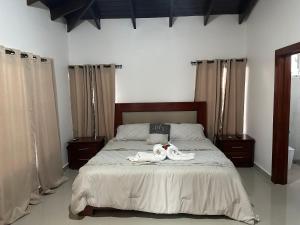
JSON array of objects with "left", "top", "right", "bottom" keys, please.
[
  {"left": 67, "top": 136, "right": 105, "bottom": 170},
  {"left": 215, "top": 135, "right": 255, "bottom": 167}
]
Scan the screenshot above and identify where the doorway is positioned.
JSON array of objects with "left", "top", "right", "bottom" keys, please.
[{"left": 272, "top": 42, "right": 300, "bottom": 184}]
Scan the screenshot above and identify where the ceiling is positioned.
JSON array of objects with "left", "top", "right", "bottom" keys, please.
[{"left": 27, "top": 0, "right": 258, "bottom": 32}]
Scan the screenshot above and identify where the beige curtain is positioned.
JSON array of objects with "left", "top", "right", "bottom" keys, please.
[
  {"left": 69, "top": 66, "right": 94, "bottom": 137},
  {"left": 0, "top": 46, "right": 66, "bottom": 224},
  {"left": 0, "top": 48, "right": 39, "bottom": 225},
  {"left": 194, "top": 59, "right": 247, "bottom": 140},
  {"left": 223, "top": 59, "right": 247, "bottom": 135},
  {"left": 94, "top": 65, "right": 116, "bottom": 140},
  {"left": 69, "top": 65, "right": 115, "bottom": 140},
  {"left": 25, "top": 56, "right": 66, "bottom": 192},
  {"left": 194, "top": 60, "right": 224, "bottom": 140}
]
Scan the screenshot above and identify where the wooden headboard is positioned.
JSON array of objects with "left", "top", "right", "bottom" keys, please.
[{"left": 114, "top": 102, "right": 207, "bottom": 134}]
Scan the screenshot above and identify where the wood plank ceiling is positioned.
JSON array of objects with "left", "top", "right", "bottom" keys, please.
[{"left": 27, "top": 0, "right": 259, "bottom": 32}]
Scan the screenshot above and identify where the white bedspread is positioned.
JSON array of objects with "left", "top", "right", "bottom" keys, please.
[{"left": 70, "top": 139, "right": 258, "bottom": 224}]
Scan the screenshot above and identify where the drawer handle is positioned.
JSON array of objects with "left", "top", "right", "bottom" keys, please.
[
  {"left": 232, "top": 156, "right": 245, "bottom": 159},
  {"left": 231, "top": 146, "right": 243, "bottom": 149},
  {"left": 78, "top": 148, "right": 89, "bottom": 151},
  {"left": 78, "top": 158, "right": 89, "bottom": 161}
]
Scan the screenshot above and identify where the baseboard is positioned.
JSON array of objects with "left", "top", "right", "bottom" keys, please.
[
  {"left": 63, "top": 163, "right": 69, "bottom": 171},
  {"left": 254, "top": 162, "right": 271, "bottom": 179}
]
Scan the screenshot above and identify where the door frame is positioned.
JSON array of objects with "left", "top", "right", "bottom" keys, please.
[{"left": 272, "top": 42, "right": 300, "bottom": 184}]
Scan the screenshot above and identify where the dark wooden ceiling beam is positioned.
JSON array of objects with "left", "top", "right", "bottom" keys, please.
[
  {"left": 129, "top": 0, "right": 136, "bottom": 29},
  {"left": 27, "top": 0, "right": 50, "bottom": 8},
  {"left": 94, "top": 18, "right": 101, "bottom": 29},
  {"left": 89, "top": 5, "right": 101, "bottom": 30},
  {"left": 204, "top": 0, "right": 214, "bottom": 26},
  {"left": 169, "top": 0, "right": 174, "bottom": 27},
  {"left": 27, "top": 0, "right": 39, "bottom": 5},
  {"left": 50, "top": 0, "right": 87, "bottom": 21},
  {"left": 66, "top": 0, "right": 95, "bottom": 32},
  {"left": 239, "top": 0, "right": 258, "bottom": 24}
]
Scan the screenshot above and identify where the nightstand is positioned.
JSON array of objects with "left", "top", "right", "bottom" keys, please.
[
  {"left": 215, "top": 135, "right": 255, "bottom": 167},
  {"left": 67, "top": 136, "right": 105, "bottom": 170}
]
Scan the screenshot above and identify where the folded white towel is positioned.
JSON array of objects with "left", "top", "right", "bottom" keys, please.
[
  {"left": 127, "top": 143, "right": 194, "bottom": 162},
  {"left": 127, "top": 146, "right": 167, "bottom": 162},
  {"left": 165, "top": 143, "right": 195, "bottom": 161}
]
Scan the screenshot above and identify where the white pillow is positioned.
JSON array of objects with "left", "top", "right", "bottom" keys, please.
[
  {"left": 170, "top": 123, "right": 206, "bottom": 141},
  {"left": 147, "top": 134, "right": 168, "bottom": 145},
  {"left": 116, "top": 123, "right": 149, "bottom": 141}
]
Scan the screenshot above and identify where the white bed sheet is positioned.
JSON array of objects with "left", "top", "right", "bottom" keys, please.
[{"left": 70, "top": 139, "right": 258, "bottom": 224}]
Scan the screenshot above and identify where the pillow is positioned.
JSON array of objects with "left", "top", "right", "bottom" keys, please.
[
  {"left": 170, "top": 123, "right": 206, "bottom": 141},
  {"left": 116, "top": 123, "right": 149, "bottom": 141},
  {"left": 149, "top": 123, "right": 171, "bottom": 140},
  {"left": 147, "top": 134, "right": 168, "bottom": 145}
]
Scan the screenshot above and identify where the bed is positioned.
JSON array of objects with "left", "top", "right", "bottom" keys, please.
[{"left": 70, "top": 102, "right": 258, "bottom": 224}]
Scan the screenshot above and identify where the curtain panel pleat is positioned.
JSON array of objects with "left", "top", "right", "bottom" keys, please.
[
  {"left": 68, "top": 65, "right": 115, "bottom": 140},
  {"left": 94, "top": 65, "right": 115, "bottom": 140},
  {"left": 223, "top": 59, "right": 247, "bottom": 135},
  {"left": 0, "top": 46, "right": 66, "bottom": 225},
  {"left": 0, "top": 47, "right": 39, "bottom": 225},
  {"left": 194, "top": 59, "right": 247, "bottom": 140},
  {"left": 26, "top": 57, "right": 66, "bottom": 192},
  {"left": 69, "top": 66, "right": 94, "bottom": 137},
  {"left": 194, "top": 60, "right": 224, "bottom": 140}
]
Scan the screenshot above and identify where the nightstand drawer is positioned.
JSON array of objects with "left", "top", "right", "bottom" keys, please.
[
  {"left": 76, "top": 159, "right": 89, "bottom": 168},
  {"left": 68, "top": 144, "right": 100, "bottom": 154},
  {"left": 67, "top": 136, "right": 105, "bottom": 170},
  {"left": 215, "top": 135, "right": 255, "bottom": 167},
  {"left": 228, "top": 152, "right": 252, "bottom": 167},
  {"left": 222, "top": 142, "right": 251, "bottom": 152}
]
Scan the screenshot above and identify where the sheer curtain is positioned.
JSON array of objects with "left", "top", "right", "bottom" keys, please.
[
  {"left": 0, "top": 46, "right": 65, "bottom": 224},
  {"left": 68, "top": 65, "right": 115, "bottom": 140},
  {"left": 194, "top": 59, "right": 247, "bottom": 140}
]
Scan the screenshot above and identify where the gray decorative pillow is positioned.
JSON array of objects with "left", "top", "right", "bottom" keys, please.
[
  {"left": 147, "top": 134, "right": 168, "bottom": 145},
  {"left": 116, "top": 123, "right": 149, "bottom": 141},
  {"left": 170, "top": 123, "right": 206, "bottom": 140},
  {"left": 150, "top": 123, "right": 170, "bottom": 140}
]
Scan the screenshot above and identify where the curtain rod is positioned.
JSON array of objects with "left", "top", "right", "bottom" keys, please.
[
  {"left": 191, "top": 59, "right": 246, "bottom": 65},
  {"left": 5, "top": 49, "right": 47, "bottom": 62},
  {"left": 68, "top": 64, "right": 122, "bottom": 69}
]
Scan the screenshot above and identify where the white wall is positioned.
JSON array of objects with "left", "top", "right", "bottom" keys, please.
[
  {"left": 246, "top": 0, "right": 300, "bottom": 174},
  {"left": 290, "top": 77, "right": 300, "bottom": 160},
  {"left": 68, "top": 16, "right": 247, "bottom": 103},
  {"left": 0, "top": 0, "right": 73, "bottom": 165}
]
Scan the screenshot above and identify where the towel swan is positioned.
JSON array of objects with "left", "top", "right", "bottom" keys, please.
[{"left": 127, "top": 143, "right": 195, "bottom": 162}]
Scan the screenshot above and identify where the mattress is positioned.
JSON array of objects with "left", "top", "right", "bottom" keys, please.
[{"left": 70, "top": 138, "right": 258, "bottom": 224}]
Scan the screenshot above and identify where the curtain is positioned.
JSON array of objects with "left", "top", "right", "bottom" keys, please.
[
  {"left": 194, "top": 60, "right": 224, "bottom": 140},
  {"left": 194, "top": 59, "right": 247, "bottom": 140},
  {"left": 0, "top": 48, "right": 39, "bottom": 224},
  {"left": 68, "top": 65, "right": 115, "bottom": 140},
  {"left": 0, "top": 46, "right": 66, "bottom": 224},
  {"left": 223, "top": 59, "right": 247, "bottom": 135},
  {"left": 69, "top": 66, "right": 94, "bottom": 137},
  {"left": 94, "top": 65, "right": 116, "bottom": 140},
  {"left": 24, "top": 56, "right": 67, "bottom": 192}
]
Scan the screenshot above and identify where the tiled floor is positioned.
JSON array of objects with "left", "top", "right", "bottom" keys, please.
[
  {"left": 288, "top": 162, "right": 300, "bottom": 184},
  {"left": 14, "top": 168, "right": 300, "bottom": 225}
]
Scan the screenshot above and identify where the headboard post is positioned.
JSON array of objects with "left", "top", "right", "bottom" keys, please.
[{"left": 114, "top": 102, "right": 207, "bottom": 135}]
